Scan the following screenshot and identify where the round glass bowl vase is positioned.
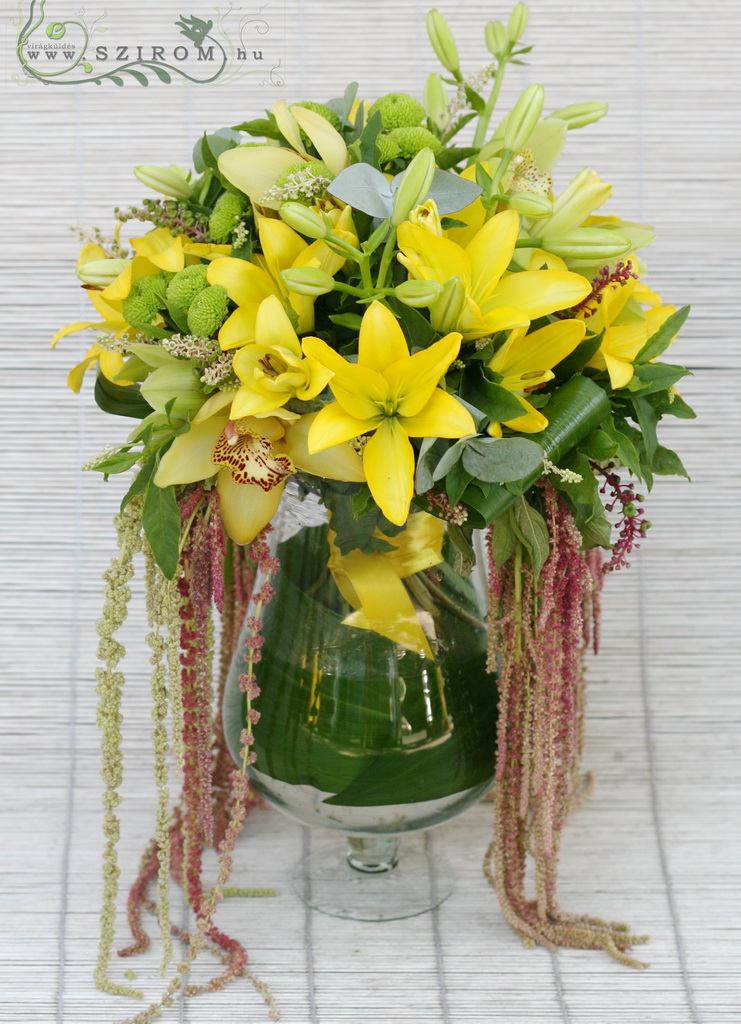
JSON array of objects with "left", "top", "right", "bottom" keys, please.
[{"left": 223, "top": 487, "right": 498, "bottom": 920}]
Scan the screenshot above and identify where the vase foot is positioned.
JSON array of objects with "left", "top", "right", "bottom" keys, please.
[{"left": 293, "top": 834, "right": 453, "bottom": 921}]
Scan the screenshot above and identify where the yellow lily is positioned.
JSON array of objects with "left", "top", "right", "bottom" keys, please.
[
  {"left": 303, "top": 301, "right": 475, "bottom": 526},
  {"left": 397, "top": 206, "right": 591, "bottom": 340},
  {"left": 581, "top": 276, "right": 675, "bottom": 389},
  {"left": 52, "top": 243, "right": 138, "bottom": 391},
  {"left": 231, "top": 295, "right": 333, "bottom": 418},
  {"left": 126, "top": 226, "right": 230, "bottom": 278},
  {"left": 154, "top": 392, "right": 364, "bottom": 544},
  {"left": 486, "top": 319, "right": 586, "bottom": 436},
  {"left": 207, "top": 207, "right": 357, "bottom": 349},
  {"left": 218, "top": 101, "right": 349, "bottom": 210}
]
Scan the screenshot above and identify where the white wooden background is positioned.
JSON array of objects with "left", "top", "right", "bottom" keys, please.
[{"left": 1, "top": 1, "right": 739, "bottom": 1021}]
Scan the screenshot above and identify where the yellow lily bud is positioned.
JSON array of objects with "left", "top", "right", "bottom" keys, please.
[
  {"left": 280, "top": 267, "right": 336, "bottom": 296},
  {"left": 392, "top": 148, "right": 436, "bottom": 227},
  {"left": 542, "top": 228, "right": 631, "bottom": 260},
  {"left": 550, "top": 102, "right": 609, "bottom": 130},
  {"left": 76, "top": 259, "right": 130, "bottom": 287},
  {"left": 508, "top": 192, "right": 553, "bottom": 218},
  {"left": 542, "top": 168, "right": 612, "bottom": 234},
  {"left": 408, "top": 199, "right": 443, "bottom": 236},
  {"left": 485, "top": 21, "right": 508, "bottom": 58},
  {"left": 424, "top": 73, "right": 448, "bottom": 132},
  {"left": 426, "top": 9, "right": 459, "bottom": 74},
  {"left": 133, "top": 164, "right": 193, "bottom": 200},
  {"left": 429, "top": 275, "right": 466, "bottom": 333},
  {"left": 508, "top": 3, "right": 529, "bottom": 42},
  {"left": 279, "top": 201, "right": 329, "bottom": 239},
  {"left": 394, "top": 280, "right": 444, "bottom": 307},
  {"left": 504, "top": 84, "right": 544, "bottom": 153}
]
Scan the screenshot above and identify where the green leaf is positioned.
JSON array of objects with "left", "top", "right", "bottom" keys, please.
[
  {"left": 464, "top": 85, "right": 486, "bottom": 112},
  {"left": 604, "top": 416, "right": 643, "bottom": 479},
  {"left": 142, "top": 482, "right": 181, "bottom": 579},
  {"left": 230, "top": 117, "right": 282, "bottom": 140},
  {"left": 627, "top": 362, "right": 690, "bottom": 395},
  {"left": 425, "top": 168, "right": 483, "bottom": 215},
  {"left": 646, "top": 389, "right": 696, "bottom": 419},
  {"left": 390, "top": 298, "right": 439, "bottom": 350},
  {"left": 461, "top": 365, "right": 527, "bottom": 422},
  {"left": 414, "top": 436, "right": 448, "bottom": 494},
  {"left": 436, "top": 147, "right": 479, "bottom": 171},
  {"left": 551, "top": 450, "right": 598, "bottom": 504},
  {"left": 490, "top": 509, "right": 518, "bottom": 568},
  {"left": 94, "top": 373, "right": 152, "bottom": 420},
  {"left": 326, "top": 81, "right": 359, "bottom": 127},
  {"left": 360, "top": 111, "right": 383, "bottom": 167},
  {"left": 630, "top": 395, "right": 659, "bottom": 463},
  {"left": 462, "top": 437, "right": 544, "bottom": 484},
  {"left": 445, "top": 460, "right": 474, "bottom": 508},
  {"left": 527, "top": 376, "right": 612, "bottom": 461},
  {"left": 351, "top": 485, "right": 375, "bottom": 519},
  {"left": 120, "top": 456, "right": 156, "bottom": 512},
  {"left": 194, "top": 132, "right": 233, "bottom": 189},
  {"left": 581, "top": 511, "right": 612, "bottom": 549},
  {"left": 578, "top": 428, "right": 618, "bottom": 461},
  {"left": 635, "top": 305, "right": 690, "bottom": 363},
  {"left": 93, "top": 451, "right": 142, "bottom": 476},
  {"left": 552, "top": 332, "right": 603, "bottom": 376},
  {"left": 652, "top": 444, "right": 690, "bottom": 479},
  {"left": 512, "top": 497, "right": 550, "bottom": 576}
]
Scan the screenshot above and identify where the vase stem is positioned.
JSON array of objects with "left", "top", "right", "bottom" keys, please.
[{"left": 346, "top": 835, "right": 400, "bottom": 874}]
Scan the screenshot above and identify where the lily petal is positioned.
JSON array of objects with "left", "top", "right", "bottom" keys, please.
[
  {"left": 291, "top": 104, "right": 348, "bottom": 176},
  {"left": 302, "top": 336, "right": 389, "bottom": 420},
  {"left": 207, "top": 256, "right": 276, "bottom": 306},
  {"left": 273, "top": 100, "right": 307, "bottom": 155},
  {"left": 400, "top": 389, "right": 475, "bottom": 438},
  {"left": 397, "top": 224, "right": 472, "bottom": 288},
  {"left": 307, "top": 402, "right": 377, "bottom": 453},
  {"left": 464, "top": 209, "right": 519, "bottom": 302},
  {"left": 363, "top": 418, "right": 415, "bottom": 526},
  {"left": 385, "top": 332, "right": 462, "bottom": 418},
  {"left": 254, "top": 293, "right": 302, "bottom": 356},
  {"left": 218, "top": 145, "right": 301, "bottom": 209},
  {"left": 485, "top": 269, "right": 591, "bottom": 319},
  {"left": 358, "top": 301, "right": 409, "bottom": 373},
  {"left": 491, "top": 319, "right": 586, "bottom": 378},
  {"left": 284, "top": 413, "right": 365, "bottom": 481}
]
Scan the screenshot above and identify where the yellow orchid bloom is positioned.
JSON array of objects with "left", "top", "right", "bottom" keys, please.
[
  {"left": 303, "top": 301, "right": 475, "bottom": 526},
  {"left": 486, "top": 319, "right": 586, "bottom": 436},
  {"left": 154, "top": 393, "right": 363, "bottom": 544},
  {"left": 397, "top": 206, "right": 591, "bottom": 340},
  {"left": 208, "top": 207, "right": 357, "bottom": 349},
  {"left": 230, "top": 295, "right": 333, "bottom": 418},
  {"left": 218, "top": 101, "right": 349, "bottom": 210}
]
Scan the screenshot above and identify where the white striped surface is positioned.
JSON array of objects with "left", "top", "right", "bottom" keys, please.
[{"left": 1, "top": 1, "right": 739, "bottom": 1021}]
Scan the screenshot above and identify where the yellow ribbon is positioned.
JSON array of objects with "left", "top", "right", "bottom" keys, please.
[{"left": 328, "top": 512, "right": 445, "bottom": 660}]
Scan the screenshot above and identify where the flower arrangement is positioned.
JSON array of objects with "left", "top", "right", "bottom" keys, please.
[{"left": 54, "top": 4, "right": 693, "bottom": 1019}]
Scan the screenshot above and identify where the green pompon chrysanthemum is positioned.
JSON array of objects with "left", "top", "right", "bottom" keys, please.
[
  {"left": 375, "top": 134, "right": 402, "bottom": 165},
  {"left": 208, "top": 192, "right": 248, "bottom": 243},
  {"left": 388, "top": 126, "right": 443, "bottom": 159},
  {"left": 369, "top": 93, "right": 426, "bottom": 131},
  {"left": 186, "top": 284, "right": 229, "bottom": 337},
  {"left": 293, "top": 101, "right": 342, "bottom": 132},
  {"left": 165, "top": 263, "right": 209, "bottom": 311},
  {"left": 122, "top": 275, "right": 168, "bottom": 329}
]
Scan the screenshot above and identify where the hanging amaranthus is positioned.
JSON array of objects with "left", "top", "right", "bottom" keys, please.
[
  {"left": 484, "top": 481, "right": 649, "bottom": 967},
  {"left": 116, "top": 492, "right": 279, "bottom": 1023}
]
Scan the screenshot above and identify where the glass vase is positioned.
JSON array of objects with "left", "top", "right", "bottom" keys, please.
[{"left": 223, "top": 485, "right": 498, "bottom": 920}]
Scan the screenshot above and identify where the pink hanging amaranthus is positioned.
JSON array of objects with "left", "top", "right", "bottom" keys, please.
[
  {"left": 118, "top": 489, "right": 280, "bottom": 1020},
  {"left": 484, "top": 481, "right": 649, "bottom": 966}
]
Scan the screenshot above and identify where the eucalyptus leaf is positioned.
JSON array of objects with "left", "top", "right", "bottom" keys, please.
[
  {"left": 327, "top": 162, "right": 394, "bottom": 219},
  {"left": 432, "top": 439, "right": 467, "bottom": 482},
  {"left": 461, "top": 436, "right": 544, "bottom": 483},
  {"left": 390, "top": 167, "right": 483, "bottom": 215},
  {"left": 444, "top": 460, "right": 474, "bottom": 508}
]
